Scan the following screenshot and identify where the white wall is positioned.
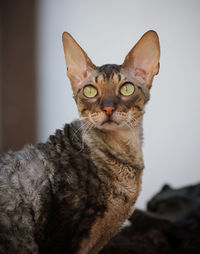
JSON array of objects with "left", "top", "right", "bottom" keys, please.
[{"left": 37, "top": 0, "right": 200, "bottom": 209}]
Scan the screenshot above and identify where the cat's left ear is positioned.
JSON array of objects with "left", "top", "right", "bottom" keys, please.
[
  {"left": 62, "top": 32, "right": 94, "bottom": 90},
  {"left": 123, "top": 30, "right": 160, "bottom": 88}
]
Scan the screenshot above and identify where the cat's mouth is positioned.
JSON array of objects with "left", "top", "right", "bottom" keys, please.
[
  {"left": 88, "top": 112, "right": 123, "bottom": 130},
  {"left": 101, "top": 119, "right": 119, "bottom": 126}
]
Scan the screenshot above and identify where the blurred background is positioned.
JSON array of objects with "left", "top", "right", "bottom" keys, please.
[{"left": 0, "top": 0, "right": 200, "bottom": 209}]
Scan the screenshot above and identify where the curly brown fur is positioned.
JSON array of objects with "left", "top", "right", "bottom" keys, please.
[{"left": 0, "top": 30, "right": 160, "bottom": 254}]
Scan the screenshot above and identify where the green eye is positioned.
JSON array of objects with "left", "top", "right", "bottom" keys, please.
[
  {"left": 120, "top": 83, "right": 135, "bottom": 96},
  {"left": 83, "top": 85, "right": 98, "bottom": 98}
]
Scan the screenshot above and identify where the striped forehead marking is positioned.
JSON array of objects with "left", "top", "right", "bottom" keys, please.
[
  {"left": 96, "top": 64, "right": 121, "bottom": 80},
  {"left": 112, "top": 72, "right": 120, "bottom": 83},
  {"left": 93, "top": 63, "right": 125, "bottom": 85},
  {"left": 94, "top": 74, "right": 105, "bottom": 84},
  {"left": 94, "top": 73, "right": 124, "bottom": 84}
]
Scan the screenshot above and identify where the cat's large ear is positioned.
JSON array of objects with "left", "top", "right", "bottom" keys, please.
[
  {"left": 62, "top": 32, "right": 94, "bottom": 90},
  {"left": 123, "top": 30, "right": 160, "bottom": 88}
]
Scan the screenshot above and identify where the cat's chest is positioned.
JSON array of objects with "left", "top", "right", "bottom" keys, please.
[{"left": 77, "top": 169, "right": 142, "bottom": 254}]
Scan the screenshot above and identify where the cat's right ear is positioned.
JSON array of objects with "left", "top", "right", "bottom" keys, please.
[{"left": 62, "top": 32, "right": 94, "bottom": 90}]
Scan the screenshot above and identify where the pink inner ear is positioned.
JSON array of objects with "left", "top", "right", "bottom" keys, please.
[
  {"left": 62, "top": 32, "right": 94, "bottom": 88},
  {"left": 134, "top": 67, "right": 147, "bottom": 80},
  {"left": 83, "top": 70, "right": 88, "bottom": 79},
  {"left": 123, "top": 31, "right": 160, "bottom": 84}
]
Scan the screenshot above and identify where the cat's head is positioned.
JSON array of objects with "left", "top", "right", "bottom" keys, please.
[{"left": 62, "top": 31, "right": 160, "bottom": 131}]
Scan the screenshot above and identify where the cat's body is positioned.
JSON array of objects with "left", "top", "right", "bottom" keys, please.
[
  {"left": 0, "top": 119, "right": 142, "bottom": 254},
  {"left": 0, "top": 31, "right": 160, "bottom": 254}
]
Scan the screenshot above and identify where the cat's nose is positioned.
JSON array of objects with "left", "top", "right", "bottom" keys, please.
[
  {"left": 101, "top": 97, "right": 116, "bottom": 115},
  {"left": 103, "top": 107, "right": 115, "bottom": 115}
]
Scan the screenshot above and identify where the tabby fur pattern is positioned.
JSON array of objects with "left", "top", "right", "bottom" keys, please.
[{"left": 0, "top": 30, "right": 160, "bottom": 254}]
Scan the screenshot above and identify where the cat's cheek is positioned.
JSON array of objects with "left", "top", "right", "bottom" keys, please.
[
  {"left": 76, "top": 98, "right": 86, "bottom": 113},
  {"left": 76, "top": 98, "right": 93, "bottom": 118},
  {"left": 100, "top": 122, "right": 117, "bottom": 130},
  {"left": 80, "top": 109, "right": 90, "bottom": 118}
]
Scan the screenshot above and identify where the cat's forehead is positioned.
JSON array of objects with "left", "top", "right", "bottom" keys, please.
[{"left": 93, "top": 64, "right": 125, "bottom": 85}]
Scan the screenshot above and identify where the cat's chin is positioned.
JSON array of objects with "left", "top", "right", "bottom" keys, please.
[
  {"left": 95, "top": 120, "right": 129, "bottom": 131},
  {"left": 100, "top": 121, "right": 119, "bottom": 130}
]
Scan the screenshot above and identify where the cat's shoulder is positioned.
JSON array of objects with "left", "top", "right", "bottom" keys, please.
[
  {"left": 0, "top": 145, "right": 47, "bottom": 176},
  {"left": 0, "top": 119, "right": 83, "bottom": 176}
]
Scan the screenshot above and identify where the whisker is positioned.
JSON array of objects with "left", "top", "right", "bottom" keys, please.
[
  {"left": 126, "top": 114, "right": 138, "bottom": 128},
  {"left": 88, "top": 114, "right": 96, "bottom": 125},
  {"left": 82, "top": 122, "right": 92, "bottom": 136},
  {"left": 72, "top": 121, "right": 89, "bottom": 141},
  {"left": 80, "top": 116, "right": 89, "bottom": 120},
  {"left": 124, "top": 122, "right": 133, "bottom": 131},
  {"left": 78, "top": 122, "right": 93, "bottom": 152}
]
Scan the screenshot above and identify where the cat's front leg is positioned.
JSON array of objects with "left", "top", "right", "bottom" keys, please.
[{"left": 77, "top": 196, "right": 134, "bottom": 254}]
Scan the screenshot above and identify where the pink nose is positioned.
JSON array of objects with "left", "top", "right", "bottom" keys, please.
[{"left": 103, "top": 107, "right": 115, "bottom": 115}]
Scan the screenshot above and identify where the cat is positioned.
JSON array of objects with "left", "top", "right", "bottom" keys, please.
[{"left": 0, "top": 30, "right": 160, "bottom": 254}]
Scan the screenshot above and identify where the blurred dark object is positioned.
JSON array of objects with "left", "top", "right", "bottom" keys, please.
[
  {"left": 101, "top": 183, "right": 200, "bottom": 254},
  {"left": 0, "top": 0, "right": 37, "bottom": 153},
  {"left": 147, "top": 183, "right": 200, "bottom": 230}
]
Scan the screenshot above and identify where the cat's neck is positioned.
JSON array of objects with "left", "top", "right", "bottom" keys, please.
[
  {"left": 83, "top": 122, "right": 143, "bottom": 168},
  {"left": 105, "top": 127, "right": 143, "bottom": 149}
]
